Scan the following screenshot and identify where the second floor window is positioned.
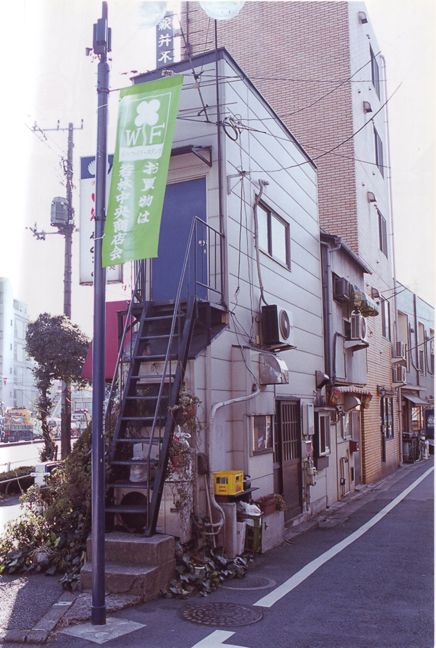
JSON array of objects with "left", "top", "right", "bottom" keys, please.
[
  {"left": 370, "top": 46, "right": 380, "bottom": 97},
  {"left": 256, "top": 201, "right": 291, "bottom": 268},
  {"left": 381, "top": 297, "right": 391, "bottom": 340},
  {"left": 377, "top": 209, "right": 388, "bottom": 257},
  {"left": 374, "top": 126, "right": 384, "bottom": 177}
]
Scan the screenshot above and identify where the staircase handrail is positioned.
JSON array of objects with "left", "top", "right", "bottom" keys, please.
[{"left": 105, "top": 271, "right": 143, "bottom": 423}]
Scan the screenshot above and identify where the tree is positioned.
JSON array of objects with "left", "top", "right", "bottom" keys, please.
[{"left": 26, "top": 313, "right": 89, "bottom": 461}]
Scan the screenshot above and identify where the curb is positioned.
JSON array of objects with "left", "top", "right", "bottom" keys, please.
[
  {"left": 0, "top": 592, "right": 75, "bottom": 644},
  {"left": 283, "top": 458, "right": 433, "bottom": 541}
]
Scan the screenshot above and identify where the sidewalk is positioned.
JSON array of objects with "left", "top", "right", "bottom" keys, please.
[{"left": 0, "top": 458, "right": 432, "bottom": 644}]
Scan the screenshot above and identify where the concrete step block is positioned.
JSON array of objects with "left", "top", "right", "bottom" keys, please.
[
  {"left": 86, "top": 532, "right": 175, "bottom": 566},
  {"left": 80, "top": 561, "right": 160, "bottom": 598}
]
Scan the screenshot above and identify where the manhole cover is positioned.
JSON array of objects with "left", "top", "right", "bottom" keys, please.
[
  {"left": 221, "top": 575, "right": 276, "bottom": 591},
  {"left": 182, "top": 602, "right": 263, "bottom": 627}
]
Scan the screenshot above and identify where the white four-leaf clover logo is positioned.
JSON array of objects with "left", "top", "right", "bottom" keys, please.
[{"left": 135, "top": 99, "right": 161, "bottom": 127}]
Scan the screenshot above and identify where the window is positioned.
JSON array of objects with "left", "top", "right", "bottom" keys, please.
[
  {"left": 428, "top": 330, "right": 434, "bottom": 374},
  {"left": 374, "top": 126, "right": 384, "bottom": 176},
  {"left": 256, "top": 201, "right": 290, "bottom": 268},
  {"left": 315, "top": 413, "right": 330, "bottom": 456},
  {"left": 381, "top": 297, "right": 391, "bottom": 340},
  {"left": 370, "top": 46, "right": 380, "bottom": 97},
  {"left": 381, "top": 397, "right": 394, "bottom": 440},
  {"left": 411, "top": 406, "right": 423, "bottom": 433},
  {"left": 377, "top": 209, "right": 388, "bottom": 257},
  {"left": 418, "top": 323, "right": 425, "bottom": 373},
  {"left": 251, "top": 415, "right": 273, "bottom": 455}
]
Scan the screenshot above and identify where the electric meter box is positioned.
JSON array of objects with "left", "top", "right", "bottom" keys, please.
[
  {"left": 214, "top": 470, "right": 244, "bottom": 495},
  {"left": 50, "top": 197, "right": 69, "bottom": 226}
]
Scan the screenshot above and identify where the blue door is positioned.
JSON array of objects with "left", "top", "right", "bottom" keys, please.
[{"left": 151, "top": 178, "right": 207, "bottom": 301}]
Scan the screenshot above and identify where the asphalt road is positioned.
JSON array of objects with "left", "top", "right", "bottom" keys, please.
[{"left": 42, "top": 459, "right": 433, "bottom": 648}]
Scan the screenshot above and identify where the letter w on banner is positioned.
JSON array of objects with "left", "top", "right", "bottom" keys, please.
[{"left": 102, "top": 75, "right": 183, "bottom": 267}]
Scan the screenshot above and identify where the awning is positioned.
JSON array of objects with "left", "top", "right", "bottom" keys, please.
[
  {"left": 335, "top": 386, "right": 372, "bottom": 396},
  {"left": 329, "top": 386, "right": 373, "bottom": 408},
  {"left": 403, "top": 393, "right": 428, "bottom": 406}
]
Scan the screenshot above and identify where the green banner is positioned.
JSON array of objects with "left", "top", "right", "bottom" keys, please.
[{"left": 102, "top": 75, "right": 183, "bottom": 267}]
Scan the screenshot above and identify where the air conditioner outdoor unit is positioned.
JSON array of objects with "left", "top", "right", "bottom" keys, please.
[
  {"left": 261, "top": 305, "right": 296, "bottom": 350},
  {"left": 333, "top": 276, "right": 351, "bottom": 303},
  {"left": 392, "top": 341, "right": 406, "bottom": 363},
  {"left": 392, "top": 364, "right": 406, "bottom": 384},
  {"left": 351, "top": 313, "right": 367, "bottom": 341},
  {"left": 344, "top": 313, "right": 369, "bottom": 350}
]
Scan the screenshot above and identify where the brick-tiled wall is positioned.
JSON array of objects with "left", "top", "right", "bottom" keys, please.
[{"left": 184, "top": 1, "right": 359, "bottom": 250}]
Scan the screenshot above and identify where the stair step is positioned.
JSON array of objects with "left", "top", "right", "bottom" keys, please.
[
  {"left": 106, "top": 504, "right": 149, "bottom": 514},
  {"left": 125, "top": 395, "right": 169, "bottom": 401},
  {"left": 140, "top": 333, "right": 179, "bottom": 340},
  {"left": 115, "top": 438, "right": 161, "bottom": 445},
  {"left": 111, "top": 459, "right": 155, "bottom": 466},
  {"left": 135, "top": 354, "right": 178, "bottom": 361},
  {"left": 110, "top": 480, "right": 151, "bottom": 489},
  {"left": 86, "top": 532, "right": 176, "bottom": 566},
  {"left": 80, "top": 561, "right": 160, "bottom": 597},
  {"left": 121, "top": 416, "right": 165, "bottom": 421},
  {"left": 144, "top": 314, "right": 181, "bottom": 322},
  {"left": 129, "top": 374, "right": 175, "bottom": 381}
]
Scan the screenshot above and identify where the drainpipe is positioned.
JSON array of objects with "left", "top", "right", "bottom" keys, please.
[
  {"left": 206, "top": 383, "right": 261, "bottom": 533},
  {"left": 320, "top": 237, "right": 341, "bottom": 381},
  {"left": 214, "top": 22, "right": 228, "bottom": 307},
  {"left": 413, "top": 293, "right": 420, "bottom": 389},
  {"left": 253, "top": 180, "right": 270, "bottom": 308},
  {"left": 381, "top": 54, "right": 402, "bottom": 462}
]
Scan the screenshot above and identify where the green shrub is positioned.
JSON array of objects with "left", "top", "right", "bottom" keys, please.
[{"left": 0, "top": 427, "right": 92, "bottom": 589}]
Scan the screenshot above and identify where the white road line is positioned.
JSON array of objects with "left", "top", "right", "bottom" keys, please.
[
  {"left": 191, "top": 629, "right": 248, "bottom": 647},
  {"left": 254, "top": 466, "right": 434, "bottom": 608}
]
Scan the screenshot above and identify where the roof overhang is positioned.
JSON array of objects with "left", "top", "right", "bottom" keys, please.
[{"left": 402, "top": 393, "right": 428, "bottom": 406}]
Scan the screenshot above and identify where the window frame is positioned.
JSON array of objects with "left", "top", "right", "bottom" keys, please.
[
  {"left": 377, "top": 208, "right": 388, "bottom": 257},
  {"left": 315, "top": 412, "right": 331, "bottom": 456},
  {"left": 373, "top": 125, "right": 384, "bottom": 177},
  {"left": 370, "top": 46, "right": 381, "bottom": 98},
  {"left": 381, "top": 396, "right": 394, "bottom": 440},
  {"left": 256, "top": 200, "right": 291, "bottom": 269},
  {"left": 381, "top": 297, "right": 391, "bottom": 340},
  {"left": 251, "top": 414, "right": 274, "bottom": 455}
]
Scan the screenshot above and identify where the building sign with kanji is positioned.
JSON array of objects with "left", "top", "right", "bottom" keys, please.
[
  {"left": 102, "top": 75, "right": 183, "bottom": 267},
  {"left": 79, "top": 155, "right": 122, "bottom": 284},
  {"left": 156, "top": 12, "right": 174, "bottom": 68}
]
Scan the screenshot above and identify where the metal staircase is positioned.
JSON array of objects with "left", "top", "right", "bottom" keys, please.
[
  {"left": 104, "top": 217, "right": 224, "bottom": 537},
  {"left": 105, "top": 297, "right": 197, "bottom": 536}
]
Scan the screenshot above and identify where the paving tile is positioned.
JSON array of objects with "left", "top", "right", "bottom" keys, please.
[{"left": 60, "top": 616, "right": 146, "bottom": 645}]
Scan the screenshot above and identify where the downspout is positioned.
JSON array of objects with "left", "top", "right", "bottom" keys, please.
[
  {"left": 413, "top": 293, "right": 420, "bottom": 389},
  {"left": 381, "top": 54, "right": 402, "bottom": 461},
  {"left": 214, "top": 21, "right": 227, "bottom": 307},
  {"left": 253, "top": 180, "right": 270, "bottom": 308},
  {"left": 320, "top": 241, "right": 332, "bottom": 379},
  {"left": 206, "top": 383, "right": 261, "bottom": 534},
  {"left": 320, "top": 237, "right": 342, "bottom": 381}
]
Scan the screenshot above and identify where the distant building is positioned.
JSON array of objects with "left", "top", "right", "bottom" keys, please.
[
  {"left": 395, "top": 281, "right": 434, "bottom": 459},
  {"left": 0, "top": 278, "right": 36, "bottom": 410}
]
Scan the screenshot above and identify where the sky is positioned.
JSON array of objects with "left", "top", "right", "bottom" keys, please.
[{"left": 0, "top": 0, "right": 434, "bottom": 336}]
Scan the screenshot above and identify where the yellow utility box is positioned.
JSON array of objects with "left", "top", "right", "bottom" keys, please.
[{"left": 213, "top": 470, "right": 244, "bottom": 495}]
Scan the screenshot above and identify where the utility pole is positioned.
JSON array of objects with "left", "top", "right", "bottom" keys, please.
[
  {"left": 89, "top": 1, "right": 110, "bottom": 625},
  {"left": 29, "top": 120, "right": 83, "bottom": 459}
]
